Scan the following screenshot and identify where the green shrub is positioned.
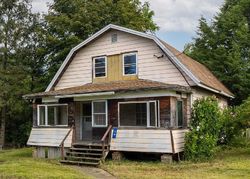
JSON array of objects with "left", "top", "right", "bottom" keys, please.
[
  {"left": 184, "top": 96, "right": 221, "bottom": 161},
  {"left": 219, "top": 96, "right": 250, "bottom": 145}
]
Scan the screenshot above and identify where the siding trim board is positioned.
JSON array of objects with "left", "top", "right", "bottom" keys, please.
[{"left": 45, "top": 24, "right": 199, "bottom": 93}]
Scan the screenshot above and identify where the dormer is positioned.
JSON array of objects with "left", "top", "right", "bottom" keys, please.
[{"left": 92, "top": 52, "right": 138, "bottom": 83}]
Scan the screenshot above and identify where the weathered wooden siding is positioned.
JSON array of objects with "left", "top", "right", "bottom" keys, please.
[
  {"left": 27, "top": 128, "right": 72, "bottom": 147},
  {"left": 55, "top": 30, "right": 189, "bottom": 90},
  {"left": 172, "top": 129, "right": 189, "bottom": 153},
  {"left": 110, "top": 129, "right": 188, "bottom": 153},
  {"left": 110, "top": 129, "right": 172, "bottom": 153},
  {"left": 192, "top": 88, "right": 228, "bottom": 108},
  {"left": 93, "top": 54, "right": 138, "bottom": 83}
]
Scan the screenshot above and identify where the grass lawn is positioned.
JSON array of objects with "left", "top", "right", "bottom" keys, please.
[
  {"left": 0, "top": 148, "right": 92, "bottom": 179},
  {"left": 101, "top": 147, "right": 250, "bottom": 179}
]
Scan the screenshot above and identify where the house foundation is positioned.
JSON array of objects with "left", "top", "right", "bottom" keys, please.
[
  {"left": 161, "top": 154, "right": 173, "bottom": 163},
  {"left": 112, "top": 151, "right": 124, "bottom": 161}
]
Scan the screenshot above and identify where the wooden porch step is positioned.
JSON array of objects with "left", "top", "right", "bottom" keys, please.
[
  {"left": 60, "top": 160, "right": 99, "bottom": 166},
  {"left": 66, "top": 151, "right": 102, "bottom": 156},
  {"left": 73, "top": 142, "right": 107, "bottom": 147},
  {"left": 70, "top": 147, "right": 103, "bottom": 152},
  {"left": 65, "top": 156, "right": 101, "bottom": 161}
]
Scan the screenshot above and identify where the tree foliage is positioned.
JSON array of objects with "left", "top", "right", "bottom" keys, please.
[
  {"left": 185, "top": 0, "right": 250, "bottom": 105},
  {"left": 0, "top": 0, "right": 47, "bottom": 146},
  {"left": 44, "top": 0, "right": 159, "bottom": 81}
]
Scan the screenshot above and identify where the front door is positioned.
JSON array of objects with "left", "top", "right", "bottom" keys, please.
[{"left": 80, "top": 102, "right": 92, "bottom": 141}]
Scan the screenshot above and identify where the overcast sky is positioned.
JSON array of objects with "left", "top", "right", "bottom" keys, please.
[{"left": 31, "top": 0, "right": 224, "bottom": 51}]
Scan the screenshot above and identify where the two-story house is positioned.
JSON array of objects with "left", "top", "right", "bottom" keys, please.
[{"left": 24, "top": 24, "right": 233, "bottom": 165}]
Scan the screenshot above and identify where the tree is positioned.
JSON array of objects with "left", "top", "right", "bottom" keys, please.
[
  {"left": 185, "top": 0, "right": 250, "bottom": 105},
  {"left": 0, "top": 0, "right": 46, "bottom": 147},
  {"left": 44, "top": 0, "right": 158, "bottom": 81}
]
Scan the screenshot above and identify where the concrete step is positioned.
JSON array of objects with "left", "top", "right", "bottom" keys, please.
[{"left": 60, "top": 160, "right": 99, "bottom": 166}]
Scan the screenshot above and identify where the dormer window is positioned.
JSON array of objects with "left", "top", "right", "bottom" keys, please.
[
  {"left": 93, "top": 56, "right": 107, "bottom": 78},
  {"left": 123, "top": 53, "right": 137, "bottom": 75}
]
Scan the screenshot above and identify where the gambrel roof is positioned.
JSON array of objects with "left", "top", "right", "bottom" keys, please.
[{"left": 45, "top": 24, "right": 233, "bottom": 98}]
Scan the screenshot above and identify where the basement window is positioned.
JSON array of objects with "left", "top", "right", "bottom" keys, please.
[
  {"left": 37, "top": 104, "right": 68, "bottom": 126},
  {"left": 119, "top": 101, "right": 158, "bottom": 127},
  {"left": 93, "top": 56, "right": 107, "bottom": 78}
]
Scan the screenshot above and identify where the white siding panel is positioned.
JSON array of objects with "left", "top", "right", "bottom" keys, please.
[
  {"left": 192, "top": 88, "right": 228, "bottom": 109},
  {"left": 27, "top": 128, "right": 72, "bottom": 147},
  {"left": 55, "top": 30, "right": 189, "bottom": 90},
  {"left": 110, "top": 129, "right": 188, "bottom": 153}
]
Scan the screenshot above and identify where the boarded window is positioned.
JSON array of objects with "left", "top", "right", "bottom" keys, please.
[
  {"left": 123, "top": 53, "right": 137, "bottom": 75},
  {"left": 94, "top": 57, "right": 106, "bottom": 77},
  {"left": 92, "top": 101, "right": 107, "bottom": 127}
]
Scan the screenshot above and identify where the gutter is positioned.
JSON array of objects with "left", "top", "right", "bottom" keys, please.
[
  {"left": 198, "top": 83, "right": 234, "bottom": 98},
  {"left": 55, "top": 91, "right": 115, "bottom": 98}
]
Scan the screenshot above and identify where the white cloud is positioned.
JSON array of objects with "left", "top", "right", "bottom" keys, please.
[
  {"left": 31, "top": 0, "right": 52, "bottom": 13},
  {"left": 141, "top": 0, "right": 224, "bottom": 34},
  {"left": 31, "top": 0, "right": 224, "bottom": 35}
]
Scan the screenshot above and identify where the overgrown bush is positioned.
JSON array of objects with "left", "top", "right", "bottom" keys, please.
[
  {"left": 184, "top": 97, "right": 221, "bottom": 161},
  {"left": 219, "top": 97, "right": 250, "bottom": 145}
]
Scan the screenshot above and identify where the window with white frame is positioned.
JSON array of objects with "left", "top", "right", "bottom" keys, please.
[
  {"left": 92, "top": 101, "right": 107, "bottom": 127},
  {"left": 37, "top": 104, "right": 68, "bottom": 126},
  {"left": 123, "top": 53, "right": 137, "bottom": 75},
  {"left": 119, "top": 101, "right": 158, "bottom": 127},
  {"left": 93, "top": 56, "right": 107, "bottom": 78}
]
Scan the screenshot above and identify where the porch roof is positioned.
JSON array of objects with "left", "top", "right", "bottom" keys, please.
[{"left": 23, "top": 79, "right": 191, "bottom": 99}]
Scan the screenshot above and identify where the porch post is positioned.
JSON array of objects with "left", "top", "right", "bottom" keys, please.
[{"left": 68, "top": 101, "right": 76, "bottom": 143}]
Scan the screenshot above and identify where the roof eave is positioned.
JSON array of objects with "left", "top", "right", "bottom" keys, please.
[{"left": 197, "top": 83, "right": 234, "bottom": 98}]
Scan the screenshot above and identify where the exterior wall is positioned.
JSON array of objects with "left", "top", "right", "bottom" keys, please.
[
  {"left": 55, "top": 30, "right": 189, "bottom": 90},
  {"left": 192, "top": 88, "right": 228, "bottom": 109},
  {"left": 93, "top": 54, "right": 138, "bottom": 83},
  {"left": 110, "top": 129, "right": 188, "bottom": 153}
]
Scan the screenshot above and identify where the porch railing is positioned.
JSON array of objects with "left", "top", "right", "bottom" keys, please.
[
  {"left": 101, "top": 125, "right": 113, "bottom": 159},
  {"left": 60, "top": 126, "right": 74, "bottom": 160}
]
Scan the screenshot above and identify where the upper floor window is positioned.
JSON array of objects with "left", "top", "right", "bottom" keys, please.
[
  {"left": 93, "top": 56, "right": 107, "bottom": 78},
  {"left": 123, "top": 53, "right": 137, "bottom": 75}
]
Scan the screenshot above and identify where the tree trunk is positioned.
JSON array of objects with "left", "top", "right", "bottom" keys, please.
[{"left": 0, "top": 107, "right": 6, "bottom": 149}]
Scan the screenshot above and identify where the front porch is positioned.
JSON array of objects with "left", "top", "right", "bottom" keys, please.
[{"left": 26, "top": 80, "right": 191, "bottom": 165}]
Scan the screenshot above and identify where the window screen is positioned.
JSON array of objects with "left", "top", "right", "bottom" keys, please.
[
  {"left": 94, "top": 57, "right": 106, "bottom": 77},
  {"left": 123, "top": 53, "right": 137, "bottom": 75},
  {"left": 93, "top": 101, "right": 107, "bottom": 127}
]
